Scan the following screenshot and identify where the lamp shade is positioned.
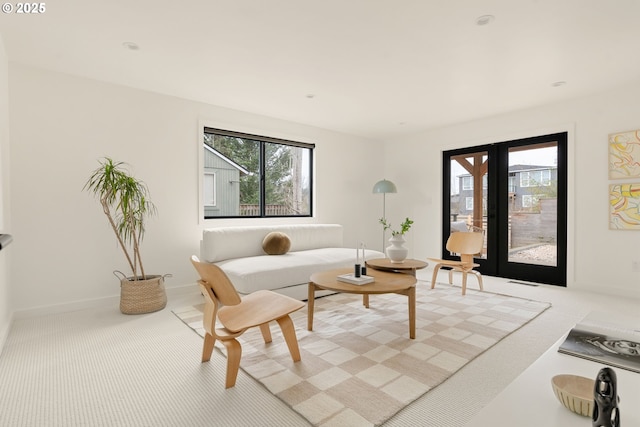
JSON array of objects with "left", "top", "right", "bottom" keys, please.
[{"left": 372, "top": 179, "right": 397, "bottom": 194}]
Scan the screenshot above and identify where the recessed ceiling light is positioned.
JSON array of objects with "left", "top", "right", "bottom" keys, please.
[
  {"left": 476, "top": 15, "right": 495, "bottom": 26},
  {"left": 551, "top": 81, "right": 567, "bottom": 87},
  {"left": 306, "top": 94, "right": 315, "bottom": 99},
  {"left": 122, "top": 42, "right": 140, "bottom": 51}
]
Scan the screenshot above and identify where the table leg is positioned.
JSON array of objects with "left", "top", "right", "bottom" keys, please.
[
  {"left": 408, "top": 286, "right": 416, "bottom": 339},
  {"left": 307, "top": 283, "right": 315, "bottom": 331},
  {"left": 363, "top": 294, "right": 369, "bottom": 308}
]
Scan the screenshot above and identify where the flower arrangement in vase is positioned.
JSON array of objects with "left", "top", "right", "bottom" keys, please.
[{"left": 379, "top": 217, "right": 414, "bottom": 263}]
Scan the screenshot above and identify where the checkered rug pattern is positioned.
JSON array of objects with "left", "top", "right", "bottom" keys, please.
[{"left": 173, "top": 284, "right": 550, "bottom": 426}]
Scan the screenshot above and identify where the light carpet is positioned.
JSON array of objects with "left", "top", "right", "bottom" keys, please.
[{"left": 173, "top": 283, "right": 550, "bottom": 426}]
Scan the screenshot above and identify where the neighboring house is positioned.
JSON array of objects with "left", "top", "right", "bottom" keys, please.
[
  {"left": 456, "top": 164, "right": 558, "bottom": 216},
  {"left": 203, "top": 144, "right": 249, "bottom": 217}
]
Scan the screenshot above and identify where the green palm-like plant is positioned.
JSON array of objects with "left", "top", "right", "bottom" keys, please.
[{"left": 84, "top": 158, "right": 156, "bottom": 280}]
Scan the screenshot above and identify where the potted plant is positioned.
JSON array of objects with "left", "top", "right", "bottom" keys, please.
[
  {"left": 379, "top": 217, "right": 414, "bottom": 263},
  {"left": 84, "top": 157, "right": 168, "bottom": 314}
]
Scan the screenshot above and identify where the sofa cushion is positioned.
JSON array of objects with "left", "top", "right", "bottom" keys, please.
[
  {"left": 216, "top": 248, "right": 383, "bottom": 294},
  {"left": 262, "top": 232, "right": 291, "bottom": 255}
]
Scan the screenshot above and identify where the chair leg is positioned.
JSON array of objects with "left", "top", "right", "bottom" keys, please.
[
  {"left": 259, "top": 322, "right": 272, "bottom": 343},
  {"left": 472, "top": 271, "right": 484, "bottom": 292},
  {"left": 202, "top": 333, "right": 216, "bottom": 363},
  {"left": 448, "top": 269, "right": 454, "bottom": 284},
  {"left": 461, "top": 271, "right": 468, "bottom": 296},
  {"left": 276, "top": 315, "right": 301, "bottom": 362},
  {"left": 221, "top": 338, "right": 242, "bottom": 388},
  {"left": 431, "top": 264, "right": 442, "bottom": 289}
]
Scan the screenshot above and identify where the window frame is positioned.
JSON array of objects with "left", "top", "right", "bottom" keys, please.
[
  {"left": 442, "top": 131, "right": 569, "bottom": 286},
  {"left": 201, "top": 127, "right": 315, "bottom": 219}
]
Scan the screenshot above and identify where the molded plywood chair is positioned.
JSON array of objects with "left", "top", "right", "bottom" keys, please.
[
  {"left": 190, "top": 255, "right": 305, "bottom": 388},
  {"left": 428, "top": 231, "right": 484, "bottom": 295}
]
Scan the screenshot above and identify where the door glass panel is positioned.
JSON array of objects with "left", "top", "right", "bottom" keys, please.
[
  {"left": 507, "top": 143, "right": 558, "bottom": 266},
  {"left": 449, "top": 152, "right": 488, "bottom": 259}
]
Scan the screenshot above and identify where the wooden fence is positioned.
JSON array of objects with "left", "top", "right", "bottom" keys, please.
[{"left": 240, "top": 204, "right": 291, "bottom": 216}]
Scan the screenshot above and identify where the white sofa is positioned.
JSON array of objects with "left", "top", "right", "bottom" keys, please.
[{"left": 200, "top": 224, "right": 385, "bottom": 300}]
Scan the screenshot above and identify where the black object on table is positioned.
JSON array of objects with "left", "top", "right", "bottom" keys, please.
[{"left": 593, "top": 367, "right": 620, "bottom": 427}]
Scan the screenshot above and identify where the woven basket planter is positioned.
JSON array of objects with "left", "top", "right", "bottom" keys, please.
[{"left": 116, "top": 272, "right": 168, "bottom": 315}]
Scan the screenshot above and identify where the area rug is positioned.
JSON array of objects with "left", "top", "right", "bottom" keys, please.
[{"left": 173, "top": 284, "right": 550, "bottom": 426}]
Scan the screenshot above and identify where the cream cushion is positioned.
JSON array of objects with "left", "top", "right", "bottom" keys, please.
[{"left": 216, "top": 248, "right": 382, "bottom": 294}]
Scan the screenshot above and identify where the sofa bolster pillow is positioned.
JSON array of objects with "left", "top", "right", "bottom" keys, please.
[{"left": 201, "top": 224, "right": 343, "bottom": 262}]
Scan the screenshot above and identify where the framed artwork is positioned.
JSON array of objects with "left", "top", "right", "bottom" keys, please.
[
  {"left": 609, "top": 183, "right": 640, "bottom": 230},
  {"left": 609, "top": 129, "right": 640, "bottom": 179}
]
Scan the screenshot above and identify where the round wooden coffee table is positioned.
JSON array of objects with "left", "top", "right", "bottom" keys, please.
[
  {"left": 308, "top": 267, "right": 417, "bottom": 339},
  {"left": 365, "top": 258, "right": 428, "bottom": 277}
]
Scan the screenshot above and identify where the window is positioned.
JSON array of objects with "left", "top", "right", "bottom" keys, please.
[
  {"left": 462, "top": 176, "right": 473, "bottom": 190},
  {"left": 204, "top": 172, "right": 216, "bottom": 206},
  {"left": 465, "top": 197, "right": 474, "bottom": 211},
  {"left": 508, "top": 174, "right": 516, "bottom": 193},
  {"left": 520, "top": 169, "right": 551, "bottom": 187},
  {"left": 203, "top": 128, "right": 314, "bottom": 218}
]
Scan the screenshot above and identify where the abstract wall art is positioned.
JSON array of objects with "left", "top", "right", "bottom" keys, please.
[
  {"left": 609, "top": 129, "right": 640, "bottom": 179},
  {"left": 609, "top": 183, "right": 640, "bottom": 230}
]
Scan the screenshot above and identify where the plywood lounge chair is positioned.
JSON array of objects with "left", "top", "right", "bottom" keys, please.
[
  {"left": 428, "top": 231, "right": 484, "bottom": 295},
  {"left": 190, "top": 255, "right": 305, "bottom": 388}
]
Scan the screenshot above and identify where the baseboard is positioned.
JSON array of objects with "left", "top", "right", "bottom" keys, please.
[{"left": 12, "top": 283, "right": 199, "bottom": 320}]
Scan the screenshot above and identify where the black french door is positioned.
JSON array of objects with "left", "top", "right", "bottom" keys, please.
[{"left": 442, "top": 132, "right": 567, "bottom": 285}]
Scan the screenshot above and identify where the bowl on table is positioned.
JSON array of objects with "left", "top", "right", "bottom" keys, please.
[{"left": 551, "top": 374, "right": 594, "bottom": 417}]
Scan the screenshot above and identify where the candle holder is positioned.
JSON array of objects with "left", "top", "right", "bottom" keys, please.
[{"left": 361, "top": 243, "right": 367, "bottom": 275}]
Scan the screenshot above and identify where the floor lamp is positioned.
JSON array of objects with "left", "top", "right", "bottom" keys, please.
[{"left": 372, "top": 179, "right": 397, "bottom": 252}]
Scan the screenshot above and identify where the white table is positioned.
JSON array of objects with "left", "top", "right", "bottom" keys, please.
[{"left": 465, "top": 333, "right": 640, "bottom": 426}]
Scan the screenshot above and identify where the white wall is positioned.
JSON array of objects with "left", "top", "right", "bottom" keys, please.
[
  {"left": 385, "top": 81, "right": 640, "bottom": 300},
  {"left": 8, "top": 63, "right": 640, "bottom": 315},
  {"left": 0, "top": 35, "right": 11, "bottom": 347},
  {"left": 8, "top": 64, "right": 385, "bottom": 313}
]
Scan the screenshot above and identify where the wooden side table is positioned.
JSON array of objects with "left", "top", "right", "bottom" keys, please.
[{"left": 365, "top": 258, "right": 428, "bottom": 277}]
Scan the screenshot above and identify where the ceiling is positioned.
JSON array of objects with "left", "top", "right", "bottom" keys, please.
[{"left": 1, "top": 0, "right": 640, "bottom": 141}]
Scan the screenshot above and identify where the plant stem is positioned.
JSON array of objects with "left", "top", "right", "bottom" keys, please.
[{"left": 101, "top": 197, "right": 136, "bottom": 276}]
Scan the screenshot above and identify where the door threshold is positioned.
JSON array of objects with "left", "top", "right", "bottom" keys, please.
[{"left": 508, "top": 280, "right": 539, "bottom": 287}]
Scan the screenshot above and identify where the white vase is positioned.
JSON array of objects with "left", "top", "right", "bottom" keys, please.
[{"left": 386, "top": 234, "right": 408, "bottom": 263}]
